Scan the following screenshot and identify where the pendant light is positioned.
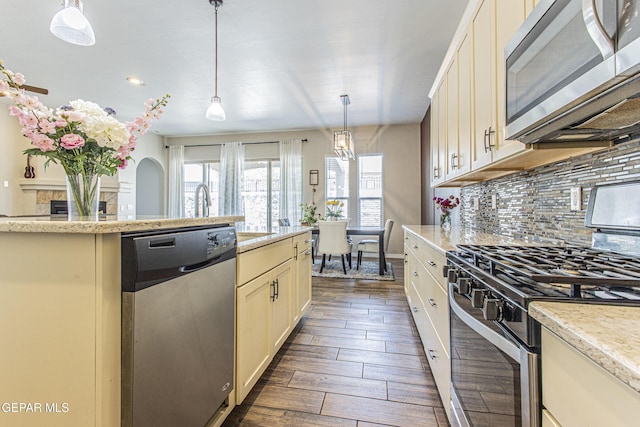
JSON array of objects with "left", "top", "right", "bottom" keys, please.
[
  {"left": 206, "top": 0, "right": 226, "bottom": 121},
  {"left": 50, "top": 0, "right": 96, "bottom": 46},
  {"left": 333, "top": 94, "right": 355, "bottom": 160}
]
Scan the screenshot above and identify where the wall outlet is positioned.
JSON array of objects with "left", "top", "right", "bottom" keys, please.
[
  {"left": 491, "top": 194, "right": 497, "bottom": 209},
  {"left": 473, "top": 198, "right": 480, "bottom": 210},
  {"left": 570, "top": 187, "right": 582, "bottom": 211}
]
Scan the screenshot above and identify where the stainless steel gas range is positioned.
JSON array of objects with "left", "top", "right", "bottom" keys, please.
[{"left": 445, "top": 180, "right": 640, "bottom": 427}]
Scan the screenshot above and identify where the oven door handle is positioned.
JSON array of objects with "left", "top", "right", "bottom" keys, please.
[{"left": 448, "top": 284, "right": 520, "bottom": 361}]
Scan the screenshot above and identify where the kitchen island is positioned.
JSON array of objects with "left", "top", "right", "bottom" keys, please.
[{"left": 0, "top": 216, "right": 242, "bottom": 427}]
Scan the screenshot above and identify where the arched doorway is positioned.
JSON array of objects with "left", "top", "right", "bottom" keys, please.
[{"left": 136, "top": 158, "right": 164, "bottom": 216}]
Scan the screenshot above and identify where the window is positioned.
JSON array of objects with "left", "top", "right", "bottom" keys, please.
[
  {"left": 358, "top": 155, "right": 383, "bottom": 226},
  {"left": 184, "top": 162, "right": 220, "bottom": 218},
  {"left": 325, "top": 157, "right": 350, "bottom": 220},
  {"left": 242, "top": 160, "right": 280, "bottom": 229}
]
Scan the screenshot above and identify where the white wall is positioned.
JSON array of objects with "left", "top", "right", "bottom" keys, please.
[{"left": 168, "top": 124, "right": 422, "bottom": 255}]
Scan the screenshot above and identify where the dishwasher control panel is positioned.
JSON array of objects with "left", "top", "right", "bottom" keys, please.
[{"left": 207, "top": 228, "right": 237, "bottom": 259}]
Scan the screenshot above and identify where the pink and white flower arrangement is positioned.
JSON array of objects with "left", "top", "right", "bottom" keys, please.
[{"left": 0, "top": 58, "right": 170, "bottom": 177}]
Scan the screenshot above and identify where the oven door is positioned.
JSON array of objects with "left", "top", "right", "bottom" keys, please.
[{"left": 449, "top": 285, "right": 539, "bottom": 427}]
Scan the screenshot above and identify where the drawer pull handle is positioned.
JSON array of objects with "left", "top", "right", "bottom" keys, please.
[
  {"left": 412, "top": 307, "right": 419, "bottom": 313},
  {"left": 427, "top": 261, "right": 436, "bottom": 267},
  {"left": 413, "top": 245, "right": 418, "bottom": 249},
  {"left": 305, "top": 239, "right": 313, "bottom": 243},
  {"left": 413, "top": 271, "right": 418, "bottom": 277},
  {"left": 428, "top": 349, "right": 437, "bottom": 360},
  {"left": 428, "top": 298, "right": 436, "bottom": 307}
]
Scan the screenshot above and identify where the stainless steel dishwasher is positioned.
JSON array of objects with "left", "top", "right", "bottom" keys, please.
[{"left": 120, "top": 224, "right": 236, "bottom": 427}]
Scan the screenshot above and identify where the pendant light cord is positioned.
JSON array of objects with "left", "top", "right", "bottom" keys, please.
[{"left": 214, "top": 3, "right": 219, "bottom": 98}]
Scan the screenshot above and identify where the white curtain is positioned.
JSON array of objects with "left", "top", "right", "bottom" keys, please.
[
  {"left": 279, "top": 139, "right": 303, "bottom": 225},
  {"left": 219, "top": 142, "right": 245, "bottom": 216},
  {"left": 168, "top": 145, "right": 184, "bottom": 217}
]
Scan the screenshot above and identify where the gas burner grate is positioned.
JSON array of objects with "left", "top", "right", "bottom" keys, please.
[{"left": 456, "top": 245, "right": 640, "bottom": 293}]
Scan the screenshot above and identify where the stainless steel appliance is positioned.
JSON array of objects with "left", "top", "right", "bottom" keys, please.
[
  {"left": 446, "top": 180, "right": 640, "bottom": 427},
  {"left": 505, "top": 0, "right": 640, "bottom": 144},
  {"left": 121, "top": 224, "right": 237, "bottom": 427}
]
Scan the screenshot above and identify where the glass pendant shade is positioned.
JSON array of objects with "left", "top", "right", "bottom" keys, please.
[
  {"left": 206, "top": 96, "right": 226, "bottom": 121},
  {"left": 333, "top": 130, "right": 355, "bottom": 160},
  {"left": 50, "top": 0, "right": 95, "bottom": 46}
]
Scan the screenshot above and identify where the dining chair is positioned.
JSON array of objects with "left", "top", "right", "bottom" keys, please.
[
  {"left": 357, "top": 219, "right": 394, "bottom": 271},
  {"left": 317, "top": 220, "right": 352, "bottom": 274}
]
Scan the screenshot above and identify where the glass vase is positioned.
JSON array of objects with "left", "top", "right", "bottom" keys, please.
[
  {"left": 66, "top": 172, "right": 101, "bottom": 221},
  {"left": 440, "top": 211, "right": 451, "bottom": 230}
]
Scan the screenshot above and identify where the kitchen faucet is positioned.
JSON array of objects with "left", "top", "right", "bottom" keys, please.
[{"left": 194, "top": 183, "right": 212, "bottom": 217}]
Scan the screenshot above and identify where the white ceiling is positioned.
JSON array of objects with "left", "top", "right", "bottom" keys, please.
[{"left": 1, "top": 0, "right": 469, "bottom": 137}]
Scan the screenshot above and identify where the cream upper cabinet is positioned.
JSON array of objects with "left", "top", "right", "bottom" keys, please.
[
  {"left": 430, "top": 80, "right": 447, "bottom": 186},
  {"left": 470, "top": 0, "right": 496, "bottom": 170},
  {"left": 445, "top": 59, "right": 459, "bottom": 181},
  {"left": 430, "top": 89, "right": 441, "bottom": 185},
  {"left": 456, "top": 31, "right": 473, "bottom": 177},
  {"left": 493, "top": 0, "right": 530, "bottom": 162}
]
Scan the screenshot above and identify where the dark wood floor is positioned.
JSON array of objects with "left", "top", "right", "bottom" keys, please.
[{"left": 223, "top": 258, "right": 449, "bottom": 427}]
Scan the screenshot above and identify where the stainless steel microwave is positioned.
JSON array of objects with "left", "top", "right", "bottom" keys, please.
[{"left": 505, "top": 0, "right": 640, "bottom": 144}]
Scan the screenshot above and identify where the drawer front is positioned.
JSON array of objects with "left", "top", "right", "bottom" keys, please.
[
  {"left": 423, "top": 279, "right": 450, "bottom": 355},
  {"left": 419, "top": 242, "right": 448, "bottom": 292},
  {"left": 237, "top": 238, "right": 291, "bottom": 285},
  {"left": 293, "top": 231, "right": 313, "bottom": 253},
  {"left": 419, "top": 304, "right": 451, "bottom": 416},
  {"left": 404, "top": 231, "right": 447, "bottom": 291}
]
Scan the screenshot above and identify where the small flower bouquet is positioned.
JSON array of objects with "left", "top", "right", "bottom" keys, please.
[
  {"left": 434, "top": 195, "right": 459, "bottom": 229},
  {"left": 325, "top": 199, "right": 344, "bottom": 218}
]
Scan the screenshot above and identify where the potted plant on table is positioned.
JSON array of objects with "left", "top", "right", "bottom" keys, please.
[{"left": 300, "top": 203, "right": 321, "bottom": 226}]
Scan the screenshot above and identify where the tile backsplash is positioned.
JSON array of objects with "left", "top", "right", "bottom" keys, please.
[{"left": 460, "top": 140, "right": 640, "bottom": 245}]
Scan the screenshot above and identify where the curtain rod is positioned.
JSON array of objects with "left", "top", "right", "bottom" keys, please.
[{"left": 165, "top": 138, "right": 307, "bottom": 149}]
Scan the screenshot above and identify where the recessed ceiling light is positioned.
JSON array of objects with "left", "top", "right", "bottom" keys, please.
[{"left": 126, "top": 76, "right": 145, "bottom": 86}]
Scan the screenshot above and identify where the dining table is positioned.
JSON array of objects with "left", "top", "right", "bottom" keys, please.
[{"left": 312, "top": 225, "right": 386, "bottom": 275}]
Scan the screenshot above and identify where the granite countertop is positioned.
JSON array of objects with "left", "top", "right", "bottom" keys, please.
[
  {"left": 530, "top": 301, "right": 640, "bottom": 394},
  {"left": 402, "top": 225, "right": 544, "bottom": 253},
  {"left": 0, "top": 215, "right": 245, "bottom": 234},
  {"left": 237, "top": 225, "right": 313, "bottom": 253}
]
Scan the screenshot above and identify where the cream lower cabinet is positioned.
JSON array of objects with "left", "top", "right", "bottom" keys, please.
[
  {"left": 292, "top": 232, "right": 313, "bottom": 324},
  {"left": 236, "top": 234, "right": 311, "bottom": 405},
  {"left": 541, "top": 327, "right": 640, "bottom": 427},
  {"left": 404, "top": 231, "right": 451, "bottom": 421}
]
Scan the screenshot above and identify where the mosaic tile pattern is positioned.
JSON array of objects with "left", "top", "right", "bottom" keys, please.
[{"left": 460, "top": 140, "right": 640, "bottom": 245}]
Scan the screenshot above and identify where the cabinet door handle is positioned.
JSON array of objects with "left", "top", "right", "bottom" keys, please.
[
  {"left": 412, "top": 307, "right": 419, "bottom": 313},
  {"left": 433, "top": 166, "right": 439, "bottom": 179},
  {"left": 412, "top": 244, "right": 418, "bottom": 249},
  {"left": 270, "top": 281, "right": 276, "bottom": 302},
  {"left": 428, "top": 349, "right": 437, "bottom": 360},
  {"left": 450, "top": 153, "right": 458, "bottom": 170},
  {"left": 404, "top": 254, "right": 408, "bottom": 264},
  {"left": 427, "top": 260, "right": 436, "bottom": 267},
  {"left": 413, "top": 271, "right": 418, "bottom": 277},
  {"left": 294, "top": 243, "right": 298, "bottom": 260},
  {"left": 484, "top": 127, "right": 495, "bottom": 153},
  {"left": 303, "top": 248, "right": 312, "bottom": 256},
  {"left": 428, "top": 298, "right": 436, "bottom": 307},
  {"left": 275, "top": 278, "right": 279, "bottom": 299}
]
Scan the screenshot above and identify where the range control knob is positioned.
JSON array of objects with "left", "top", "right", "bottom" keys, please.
[
  {"left": 457, "top": 278, "right": 471, "bottom": 295},
  {"left": 471, "top": 289, "right": 487, "bottom": 308},
  {"left": 447, "top": 268, "right": 458, "bottom": 285},
  {"left": 482, "top": 298, "right": 503, "bottom": 321}
]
